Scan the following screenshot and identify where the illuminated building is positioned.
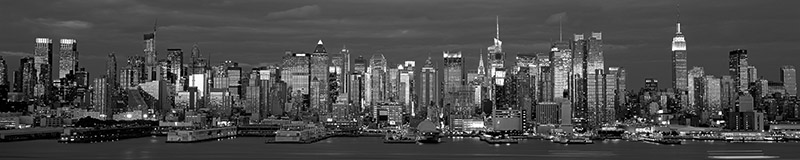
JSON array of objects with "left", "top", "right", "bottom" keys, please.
[
  {"left": 58, "top": 39, "right": 78, "bottom": 80},
  {"left": 280, "top": 51, "right": 310, "bottom": 95},
  {"left": 487, "top": 17, "right": 504, "bottom": 102},
  {"left": 375, "top": 103, "right": 403, "bottom": 126},
  {"left": 368, "top": 54, "right": 387, "bottom": 105},
  {"left": 701, "top": 75, "right": 722, "bottom": 121},
  {"left": 721, "top": 75, "right": 736, "bottom": 111},
  {"left": 671, "top": 13, "right": 688, "bottom": 93},
  {"left": 166, "top": 49, "right": 183, "bottom": 85},
  {"left": 536, "top": 102, "right": 559, "bottom": 124},
  {"left": 330, "top": 46, "right": 350, "bottom": 102},
  {"left": 92, "top": 77, "right": 108, "bottom": 119},
  {"left": 644, "top": 78, "right": 658, "bottom": 91},
  {"left": 20, "top": 57, "right": 35, "bottom": 100},
  {"left": 687, "top": 67, "right": 704, "bottom": 114},
  {"left": 782, "top": 65, "right": 797, "bottom": 96},
  {"left": 0, "top": 56, "right": 7, "bottom": 105},
  {"left": 729, "top": 49, "right": 749, "bottom": 92},
  {"left": 550, "top": 41, "right": 571, "bottom": 100},
  {"left": 34, "top": 38, "right": 53, "bottom": 98},
  {"left": 399, "top": 61, "right": 415, "bottom": 114},
  {"left": 310, "top": 40, "right": 330, "bottom": 115},
  {"left": 387, "top": 65, "right": 399, "bottom": 102},
  {"left": 350, "top": 56, "right": 367, "bottom": 110}
]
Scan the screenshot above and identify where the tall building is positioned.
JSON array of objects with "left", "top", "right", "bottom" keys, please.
[
  {"left": 604, "top": 67, "right": 619, "bottom": 123},
  {"left": 585, "top": 32, "right": 605, "bottom": 128},
  {"left": 645, "top": 78, "right": 659, "bottom": 91},
  {"left": 166, "top": 49, "right": 183, "bottom": 85},
  {"left": 34, "top": 38, "right": 53, "bottom": 98},
  {"left": 729, "top": 49, "right": 749, "bottom": 92},
  {"left": 687, "top": 67, "right": 704, "bottom": 113},
  {"left": 20, "top": 57, "right": 36, "bottom": 100},
  {"left": 330, "top": 46, "right": 350, "bottom": 102},
  {"left": 281, "top": 51, "right": 310, "bottom": 95},
  {"left": 720, "top": 75, "right": 736, "bottom": 111},
  {"left": 782, "top": 65, "right": 797, "bottom": 96},
  {"left": 701, "top": 75, "right": 722, "bottom": 120},
  {"left": 58, "top": 39, "right": 79, "bottom": 79},
  {"left": 571, "top": 34, "right": 587, "bottom": 121},
  {"left": 350, "top": 56, "right": 367, "bottom": 110},
  {"left": 671, "top": 13, "right": 688, "bottom": 92},
  {"left": 612, "top": 67, "right": 627, "bottom": 121},
  {"left": 144, "top": 23, "right": 158, "bottom": 81},
  {"left": 551, "top": 41, "right": 572, "bottom": 100},
  {"left": 443, "top": 51, "right": 465, "bottom": 107},
  {"left": 420, "top": 57, "right": 438, "bottom": 119},
  {"left": 310, "top": 40, "right": 330, "bottom": 115},
  {"left": 747, "top": 66, "right": 758, "bottom": 84},
  {"left": 399, "top": 61, "right": 415, "bottom": 114},
  {"left": 487, "top": 17, "right": 504, "bottom": 102},
  {"left": 368, "top": 54, "right": 387, "bottom": 105},
  {"left": 0, "top": 56, "right": 7, "bottom": 104},
  {"left": 92, "top": 77, "right": 108, "bottom": 119}
]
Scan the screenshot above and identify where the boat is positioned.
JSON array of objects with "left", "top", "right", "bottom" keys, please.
[
  {"left": 268, "top": 124, "right": 329, "bottom": 144},
  {"left": 643, "top": 138, "right": 682, "bottom": 145},
  {"left": 166, "top": 127, "right": 237, "bottom": 143},
  {"left": 554, "top": 135, "right": 594, "bottom": 144},
  {"left": 417, "top": 131, "right": 442, "bottom": 143},
  {"left": 384, "top": 133, "right": 419, "bottom": 144},
  {"left": 59, "top": 126, "right": 154, "bottom": 143}
]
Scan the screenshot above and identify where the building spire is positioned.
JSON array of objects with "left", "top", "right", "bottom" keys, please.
[
  {"left": 495, "top": 16, "right": 500, "bottom": 40},
  {"left": 676, "top": 3, "right": 682, "bottom": 34},
  {"left": 478, "top": 53, "right": 486, "bottom": 75},
  {"left": 154, "top": 18, "right": 158, "bottom": 33},
  {"left": 559, "top": 17, "right": 563, "bottom": 41}
]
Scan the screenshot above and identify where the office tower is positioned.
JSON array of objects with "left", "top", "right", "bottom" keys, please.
[
  {"left": 92, "top": 77, "right": 108, "bottom": 118},
  {"left": 443, "top": 51, "right": 465, "bottom": 107},
  {"left": 106, "top": 53, "right": 117, "bottom": 89},
  {"left": 166, "top": 49, "right": 183, "bottom": 84},
  {"left": 58, "top": 39, "right": 79, "bottom": 79},
  {"left": 747, "top": 66, "right": 758, "bottom": 84},
  {"left": 120, "top": 56, "right": 145, "bottom": 87},
  {"left": 330, "top": 46, "right": 350, "bottom": 102},
  {"left": 571, "top": 34, "right": 587, "bottom": 122},
  {"left": 487, "top": 17, "right": 504, "bottom": 102},
  {"left": 612, "top": 67, "right": 627, "bottom": 121},
  {"left": 645, "top": 78, "right": 658, "bottom": 91},
  {"left": 244, "top": 70, "right": 262, "bottom": 120},
  {"left": 0, "top": 56, "right": 7, "bottom": 104},
  {"left": 310, "top": 40, "right": 330, "bottom": 115},
  {"left": 350, "top": 56, "right": 367, "bottom": 110},
  {"left": 399, "top": 61, "right": 415, "bottom": 114},
  {"left": 687, "top": 67, "right": 704, "bottom": 113},
  {"left": 34, "top": 38, "right": 53, "bottom": 98},
  {"left": 729, "top": 49, "right": 749, "bottom": 92},
  {"left": 387, "top": 65, "right": 400, "bottom": 102},
  {"left": 604, "top": 67, "right": 619, "bottom": 124},
  {"left": 190, "top": 44, "right": 209, "bottom": 74},
  {"left": 368, "top": 54, "right": 387, "bottom": 105},
  {"left": 536, "top": 102, "right": 559, "bottom": 124},
  {"left": 585, "top": 32, "right": 604, "bottom": 128},
  {"left": 420, "top": 57, "right": 437, "bottom": 119},
  {"left": 782, "top": 65, "right": 797, "bottom": 96},
  {"left": 672, "top": 13, "right": 688, "bottom": 92},
  {"left": 701, "top": 75, "right": 722, "bottom": 118},
  {"left": 20, "top": 57, "right": 36, "bottom": 100},
  {"left": 281, "top": 51, "right": 310, "bottom": 95},
  {"left": 144, "top": 23, "right": 158, "bottom": 81},
  {"left": 720, "top": 75, "right": 736, "bottom": 111},
  {"left": 551, "top": 41, "right": 572, "bottom": 100}
]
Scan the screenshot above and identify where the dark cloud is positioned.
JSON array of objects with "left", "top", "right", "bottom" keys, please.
[
  {"left": 0, "top": 51, "right": 33, "bottom": 57},
  {"left": 0, "top": 0, "right": 799, "bottom": 90},
  {"left": 265, "top": 5, "right": 322, "bottom": 19}
]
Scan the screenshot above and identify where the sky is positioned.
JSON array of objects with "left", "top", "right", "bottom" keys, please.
[{"left": 0, "top": 0, "right": 799, "bottom": 89}]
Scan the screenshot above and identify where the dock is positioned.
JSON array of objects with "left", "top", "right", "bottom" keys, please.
[{"left": 0, "top": 127, "right": 63, "bottom": 142}]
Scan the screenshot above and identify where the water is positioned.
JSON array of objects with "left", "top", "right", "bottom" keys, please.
[{"left": 1, "top": 137, "right": 799, "bottom": 160}]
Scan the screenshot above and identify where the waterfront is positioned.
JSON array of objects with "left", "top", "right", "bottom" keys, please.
[{"left": 1, "top": 137, "right": 800, "bottom": 160}]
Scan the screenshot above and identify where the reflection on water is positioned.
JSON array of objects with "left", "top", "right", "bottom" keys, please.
[{"left": 0, "top": 137, "right": 798, "bottom": 160}]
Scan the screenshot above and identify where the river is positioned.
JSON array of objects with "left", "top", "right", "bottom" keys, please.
[{"left": 1, "top": 137, "right": 799, "bottom": 160}]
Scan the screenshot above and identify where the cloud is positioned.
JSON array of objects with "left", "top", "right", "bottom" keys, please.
[
  {"left": 265, "top": 5, "right": 321, "bottom": 19},
  {"left": 545, "top": 12, "right": 567, "bottom": 24},
  {"left": 35, "top": 18, "right": 93, "bottom": 29},
  {"left": 0, "top": 51, "right": 33, "bottom": 57}
]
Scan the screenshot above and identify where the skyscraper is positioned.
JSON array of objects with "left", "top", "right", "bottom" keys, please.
[
  {"left": 92, "top": 76, "right": 108, "bottom": 119},
  {"left": 487, "top": 16, "right": 504, "bottom": 102},
  {"left": 585, "top": 32, "right": 604, "bottom": 128},
  {"left": 310, "top": 40, "right": 330, "bottom": 115},
  {"left": 34, "top": 38, "right": 53, "bottom": 98},
  {"left": 0, "top": 56, "right": 7, "bottom": 105},
  {"left": 672, "top": 12, "right": 688, "bottom": 92},
  {"left": 420, "top": 57, "right": 438, "bottom": 119},
  {"left": 729, "top": 49, "right": 749, "bottom": 92},
  {"left": 368, "top": 54, "right": 387, "bottom": 105},
  {"left": 166, "top": 49, "right": 183, "bottom": 85},
  {"left": 20, "top": 56, "right": 36, "bottom": 100},
  {"left": 330, "top": 46, "right": 350, "bottom": 102},
  {"left": 687, "top": 67, "right": 704, "bottom": 113},
  {"left": 551, "top": 41, "right": 572, "bottom": 100},
  {"left": 782, "top": 65, "right": 797, "bottom": 96},
  {"left": 58, "top": 39, "right": 79, "bottom": 80},
  {"left": 144, "top": 22, "right": 158, "bottom": 81},
  {"left": 443, "top": 51, "right": 465, "bottom": 106}
]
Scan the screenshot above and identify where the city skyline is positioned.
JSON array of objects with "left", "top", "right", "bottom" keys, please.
[{"left": 0, "top": 0, "right": 799, "bottom": 90}]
